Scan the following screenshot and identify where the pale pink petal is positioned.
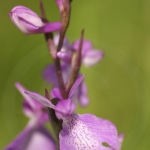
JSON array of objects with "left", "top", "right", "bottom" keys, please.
[
  {"left": 15, "top": 83, "right": 48, "bottom": 121},
  {"left": 34, "top": 22, "right": 61, "bottom": 34},
  {"left": 57, "top": 51, "right": 72, "bottom": 63},
  {"left": 78, "top": 82, "right": 89, "bottom": 107},
  {"left": 82, "top": 50, "right": 104, "bottom": 67},
  {"left": 113, "top": 133, "right": 124, "bottom": 150},
  {"left": 25, "top": 91, "right": 55, "bottom": 109},
  {"left": 54, "top": 34, "right": 70, "bottom": 49},
  {"left": 72, "top": 39, "right": 93, "bottom": 56},
  {"left": 10, "top": 6, "right": 61, "bottom": 34},
  {"left": 69, "top": 75, "right": 85, "bottom": 98},
  {"left": 15, "top": 83, "right": 36, "bottom": 110},
  {"left": 4, "top": 125, "right": 56, "bottom": 150},
  {"left": 55, "top": 99, "right": 76, "bottom": 119},
  {"left": 42, "top": 64, "right": 58, "bottom": 87},
  {"left": 51, "top": 87, "right": 63, "bottom": 99},
  {"left": 42, "top": 63, "right": 70, "bottom": 86},
  {"left": 55, "top": 0, "right": 63, "bottom": 12}
]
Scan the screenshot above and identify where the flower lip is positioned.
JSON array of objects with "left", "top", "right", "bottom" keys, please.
[{"left": 60, "top": 113, "right": 118, "bottom": 150}]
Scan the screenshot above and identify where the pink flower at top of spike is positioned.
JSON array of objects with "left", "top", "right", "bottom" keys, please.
[{"left": 9, "top": 6, "right": 61, "bottom": 34}]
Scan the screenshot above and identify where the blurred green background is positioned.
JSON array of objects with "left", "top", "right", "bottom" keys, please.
[{"left": 0, "top": 0, "right": 150, "bottom": 149}]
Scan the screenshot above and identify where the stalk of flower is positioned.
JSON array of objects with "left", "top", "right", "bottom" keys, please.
[
  {"left": 66, "top": 29, "right": 84, "bottom": 94},
  {"left": 40, "top": 1, "right": 67, "bottom": 100},
  {"left": 39, "top": 2, "right": 69, "bottom": 144},
  {"left": 39, "top": 2, "right": 87, "bottom": 144},
  {"left": 55, "top": 0, "right": 72, "bottom": 53}
]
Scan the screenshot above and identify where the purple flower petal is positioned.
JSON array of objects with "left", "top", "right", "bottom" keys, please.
[
  {"left": 15, "top": 83, "right": 36, "bottom": 110},
  {"left": 69, "top": 75, "right": 85, "bottom": 98},
  {"left": 57, "top": 51, "right": 72, "bottom": 63},
  {"left": 54, "top": 34, "right": 72, "bottom": 63},
  {"left": 10, "top": 6, "right": 61, "bottom": 34},
  {"left": 82, "top": 50, "right": 104, "bottom": 67},
  {"left": 22, "top": 99, "right": 48, "bottom": 121},
  {"left": 54, "top": 34, "right": 70, "bottom": 49},
  {"left": 72, "top": 39, "right": 92, "bottom": 55},
  {"left": 42, "top": 64, "right": 58, "bottom": 87},
  {"left": 23, "top": 100, "right": 35, "bottom": 118},
  {"left": 42, "top": 63, "right": 71, "bottom": 86},
  {"left": 10, "top": 6, "right": 43, "bottom": 34},
  {"left": 55, "top": 99, "right": 76, "bottom": 119},
  {"left": 59, "top": 113, "right": 118, "bottom": 150},
  {"left": 55, "top": 0, "right": 63, "bottom": 12},
  {"left": 72, "top": 39, "right": 104, "bottom": 67},
  {"left": 51, "top": 87, "right": 63, "bottom": 99},
  {"left": 15, "top": 83, "right": 49, "bottom": 123},
  {"left": 113, "top": 133, "right": 124, "bottom": 150},
  {"left": 25, "top": 91, "right": 55, "bottom": 109},
  {"left": 71, "top": 82, "right": 89, "bottom": 107},
  {"left": 15, "top": 83, "right": 46, "bottom": 118},
  {"left": 34, "top": 22, "right": 61, "bottom": 34},
  {"left": 4, "top": 124, "right": 56, "bottom": 150},
  {"left": 78, "top": 82, "right": 89, "bottom": 107},
  {"left": 26, "top": 126, "right": 56, "bottom": 150}
]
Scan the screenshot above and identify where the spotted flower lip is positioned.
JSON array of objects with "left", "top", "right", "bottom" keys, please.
[
  {"left": 59, "top": 113, "right": 118, "bottom": 150},
  {"left": 25, "top": 75, "right": 85, "bottom": 119},
  {"left": 9, "top": 6, "right": 61, "bottom": 34}
]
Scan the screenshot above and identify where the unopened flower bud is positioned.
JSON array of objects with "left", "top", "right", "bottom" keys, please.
[{"left": 10, "top": 6, "right": 61, "bottom": 34}]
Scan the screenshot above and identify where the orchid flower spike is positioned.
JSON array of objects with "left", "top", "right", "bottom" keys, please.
[
  {"left": 25, "top": 75, "right": 85, "bottom": 119},
  {"left": 9, "top": 6, "right": 61, "bottom": 34},
  {"left": 25, "top": 75, "right": 119, "bottom": 150}
]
